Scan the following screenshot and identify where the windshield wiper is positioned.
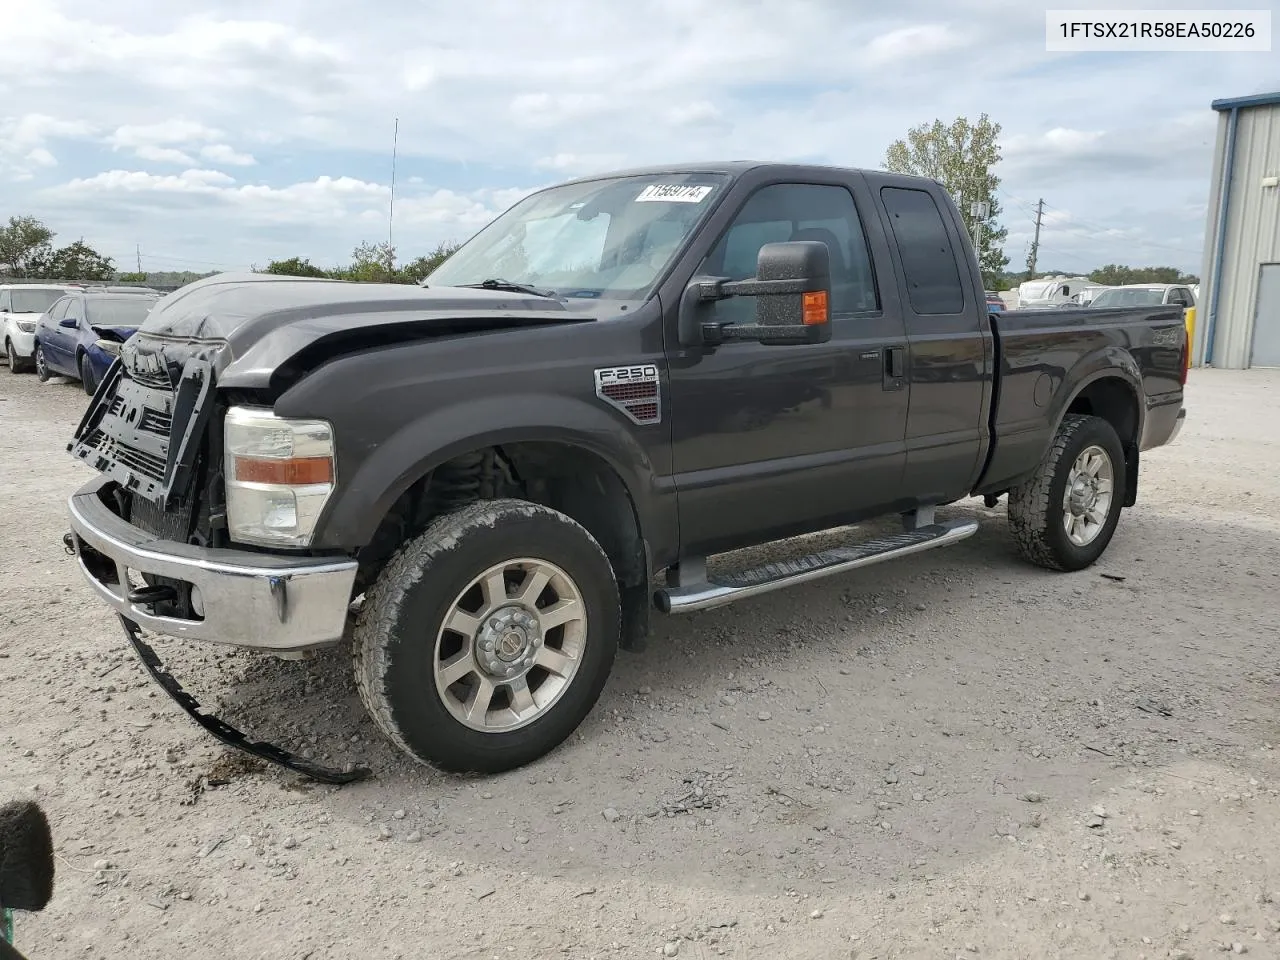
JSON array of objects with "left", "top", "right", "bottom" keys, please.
[{"left": 456, "top": 278, "right": 558, "bottom": 298}]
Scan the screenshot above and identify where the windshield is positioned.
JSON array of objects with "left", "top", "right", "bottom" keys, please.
[
  {"left": 426, "top": 173, "right": 731, "bottom": 299},
  {"left": 87, "top": 297, "right": 158, "bottom": 328},
  {"left": 10, "top": 289, "right": 67, "bottom": 313},
  {"left": 1090, "top": 288, "right": 1165, "bottom": 307}
]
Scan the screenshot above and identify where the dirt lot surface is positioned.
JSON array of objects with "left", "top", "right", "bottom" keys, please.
[{"left": 3, "top": 367, "right": 1279, "bottom": 960}]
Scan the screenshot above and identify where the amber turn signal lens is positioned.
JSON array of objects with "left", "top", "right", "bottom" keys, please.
[
  {"left": 234, "top": 455, "right": 333, "bottom": 485},
  {"left": 802, "top": 290, "right": 828, "bottom": 325}
]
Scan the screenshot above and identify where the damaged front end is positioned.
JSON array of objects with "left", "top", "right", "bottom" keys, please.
[
  {"left": 62, "top": 333, "right": 367, "bottom": 784},
  {"left": 67, "top": 335, "right": 223, "bottom": 620}
]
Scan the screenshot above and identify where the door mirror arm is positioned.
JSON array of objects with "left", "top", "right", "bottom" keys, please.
[{"left": 677, "top": 241, "right": 834, "bottom": 347}]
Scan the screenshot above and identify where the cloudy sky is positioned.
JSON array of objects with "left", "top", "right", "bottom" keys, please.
[{"left": 1, "top": 0, "right": 1275, "bottom": 278}]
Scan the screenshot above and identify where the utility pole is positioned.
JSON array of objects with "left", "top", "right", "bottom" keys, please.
[
  {"left": 1026, "top": 198, "right": 1044, "bottom": 278},
  {"left": 136, "top": 244, "right": 142, "bottom": 274},
  {"left": 969, "top": 200, "right": 989, "bottom": 270}
]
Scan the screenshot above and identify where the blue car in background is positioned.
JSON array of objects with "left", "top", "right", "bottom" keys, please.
[{"left": 34, "top": 289, "right": 161, "bottom": 395}]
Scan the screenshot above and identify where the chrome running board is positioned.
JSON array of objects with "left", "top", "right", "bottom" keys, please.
[{"left": 654, "top": 519, "right": 979, "bottom": 614}]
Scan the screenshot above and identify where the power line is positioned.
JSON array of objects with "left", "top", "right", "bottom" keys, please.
[{"left": 999, "top": 187, "right": 1201, "bottom": 258}]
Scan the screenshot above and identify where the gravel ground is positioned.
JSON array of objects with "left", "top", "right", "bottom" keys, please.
[{"left": 2, "top": 366, "right": 1279, "bottom": 960}]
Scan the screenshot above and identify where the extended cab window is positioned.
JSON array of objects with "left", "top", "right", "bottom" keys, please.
[
  {"left": 701, "top": 183, "right": 879, "bottom": 325},
  {"left": 880, "top": 187, "right": 965, "bottom": 315},
  {"left": 0, "top": 291, "right": 10, "bottom": 312}
]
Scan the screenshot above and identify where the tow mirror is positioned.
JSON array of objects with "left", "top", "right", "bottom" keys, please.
[{"left": 679, "top": 240, "right": 833, "bottom": 347}]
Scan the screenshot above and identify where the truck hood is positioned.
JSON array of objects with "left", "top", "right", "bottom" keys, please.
[{"left": 119, "top": 271, "right": 595, "bottom": 391}]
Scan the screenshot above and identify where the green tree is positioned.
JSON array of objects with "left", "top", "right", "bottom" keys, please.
[
  {"left": 400, "top": 240, "right": 461, "bottom": 283},
  {"left": 31, "top": 239, "right": 115, "bottom": 281},
  {"left": 333, "top": 241, "right": 396, "bottom": 283},
  {"left": 263, "top": 256, "right": 331, "bottom": 278},
  {"left": 0, "top": 215, "right": 55, "bottom": 277},
  {"left": 1088, "top": 264, "right": 1199, "bottom": 286},
  {"left": 884, "top": 114, "right": 1010, "bottom": 287},
  {"left": 116, "top": 271, "right": 148, "bottom": 283}
]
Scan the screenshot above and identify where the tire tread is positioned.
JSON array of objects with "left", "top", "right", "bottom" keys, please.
[
  {"left": 1007, "top": 414, "right": 1122, "bottom": 572},
  {"left": 352, "top": 497, "right": 617, "bottom": 771}
]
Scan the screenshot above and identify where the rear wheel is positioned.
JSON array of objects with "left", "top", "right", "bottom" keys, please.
[
  {"left": 34, "top": 343, "right": 51, "bottom": 382},
  {"left": 353, "top": 498, "right": 620, "bottom": 773},
  {"left": 1007, "top": 414, "right": 1127, "bottom": 571}
]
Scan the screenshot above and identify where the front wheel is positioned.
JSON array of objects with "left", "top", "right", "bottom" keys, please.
[
  {"left": 353, "top": 498, "right": 620, "bottom": 773},
  {"left": 1007, "top": 414, "right": 1127, "bottom": 571},
  {"left": 79, "top": 354, "right": 98, "bottom": 396},
  {"left": 6, "top": 339, "right": 32, "bottom": 374}
]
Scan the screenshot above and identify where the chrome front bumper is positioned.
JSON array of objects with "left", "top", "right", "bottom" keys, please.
[{"left": 67, "top": 475, "right": 358, "bottom": 652}]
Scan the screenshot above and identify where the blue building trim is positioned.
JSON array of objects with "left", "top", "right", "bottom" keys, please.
[
  {"left": 1211, "top": 91, "right": 1280, "bottom": 111},
  {"left": 1203, "top": 106, "right": 1240, "bottom": 366}
]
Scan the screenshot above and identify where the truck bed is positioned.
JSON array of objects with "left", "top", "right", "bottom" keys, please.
[{"left": 978, "top": 304, "right": 1188, "bottom": 495}]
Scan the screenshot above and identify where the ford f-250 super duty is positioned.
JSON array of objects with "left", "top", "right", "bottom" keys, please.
[{"left": 63, "top": 162, "right": 1188, "bottom": 782}]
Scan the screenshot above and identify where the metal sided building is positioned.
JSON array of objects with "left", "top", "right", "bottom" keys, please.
[{"left": 1196, "top": 91, "right": 1280, "bottom": 369}]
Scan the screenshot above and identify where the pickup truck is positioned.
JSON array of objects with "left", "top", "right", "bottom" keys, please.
[{"left": 62, "top": 162, "right": 1189, "bottom": 781}]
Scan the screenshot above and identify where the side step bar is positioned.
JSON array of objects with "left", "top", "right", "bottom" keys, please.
[{"left": 654, "top": 519, "right": 979, "bottom": 614}]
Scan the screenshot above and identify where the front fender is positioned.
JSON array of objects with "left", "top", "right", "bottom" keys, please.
[{"left": 307, "top": 392, "right": 673, "bottom": 553}]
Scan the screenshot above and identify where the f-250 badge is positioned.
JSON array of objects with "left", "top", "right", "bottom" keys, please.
[{"left": 594, "top": 365, "right": 661, "bottom": 425}]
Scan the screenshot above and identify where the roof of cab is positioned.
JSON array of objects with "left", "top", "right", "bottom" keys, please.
[{"left": 552, "top": 160, "right": 882, "bottom": 188}]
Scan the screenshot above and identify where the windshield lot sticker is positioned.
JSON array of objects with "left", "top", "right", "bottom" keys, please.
[{"left": 635, "top": 184, "right": 713, "bottom": 203}]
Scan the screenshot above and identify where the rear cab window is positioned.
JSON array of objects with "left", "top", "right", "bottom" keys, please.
[{"left": 878, "top": 186, "right": 966, "bottom": 315}]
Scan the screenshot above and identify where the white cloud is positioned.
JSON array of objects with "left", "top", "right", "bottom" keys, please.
[
  {"left": 58, "top": 169, "right": 238, "bottom": 195},
  {"left": 35, "top": 169, "right": 534, "bottom": 270},
  {"left": 200, "top": 144, "right": 257, "bottom": 166},
  {"left": 108, "top": 120, "right": 223, "bottom": 150},
  {"left": 863, "top": 23, "right": 970, "bottom": 67},
  {"left": 0, "top": 113, "right": 95, "bottom": 180},
  {"left": 535, "top": 153, "right": 627, "bottom": 174},
  {"left": 135, "top": 145, "right": 198, "bottom": 165},
  {"left": 0, "top": 2, "right": 1275, "bottom": 272},
  {"left": 25, "top": 148, "right": 58, "bottom": 168}
]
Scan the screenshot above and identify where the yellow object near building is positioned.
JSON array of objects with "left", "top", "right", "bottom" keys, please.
[{"left": 1185, "top": 305, "right": 1196, "bottom": 353}]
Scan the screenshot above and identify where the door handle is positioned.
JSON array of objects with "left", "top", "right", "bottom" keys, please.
[
  {"left": 882, "top": 345, "right": 906, "bottom": 392},
  {"left": 886, "top": 346, "right": 905, "bottom": 379}
]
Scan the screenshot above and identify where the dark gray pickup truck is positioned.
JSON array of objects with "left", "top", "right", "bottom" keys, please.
[{"left": 63, "top": 162, "right": 1188, "bottom": 780}]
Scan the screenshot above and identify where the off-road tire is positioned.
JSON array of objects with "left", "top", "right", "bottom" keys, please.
[
  {"left": 1007, "top": 413, "right": 1127, "bottom": 572},
  {"left": 352, "top": 498, "right": 620, "bottom": 773}
]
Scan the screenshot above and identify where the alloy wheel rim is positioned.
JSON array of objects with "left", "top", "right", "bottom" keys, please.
[
  {"left": 433, "top": 557, "right": 587, "bottom": 733},
  {"left": 1062, "top": 444, "right": 1114, "bottom": 546}
]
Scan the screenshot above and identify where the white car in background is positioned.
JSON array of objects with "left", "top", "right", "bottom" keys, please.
[{"left": 2, "top": 283, "right": 76, "bottom": 373}]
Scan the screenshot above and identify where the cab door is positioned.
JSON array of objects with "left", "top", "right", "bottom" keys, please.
[
  {"left": 867, "top": 176, "right": 993, "bottom": 503},
  {"left": 43, "top": 296, "right": 78, "bottom": 374},
  {"left": 663, "top": 172, "right": 911, "bottom": 558}
]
